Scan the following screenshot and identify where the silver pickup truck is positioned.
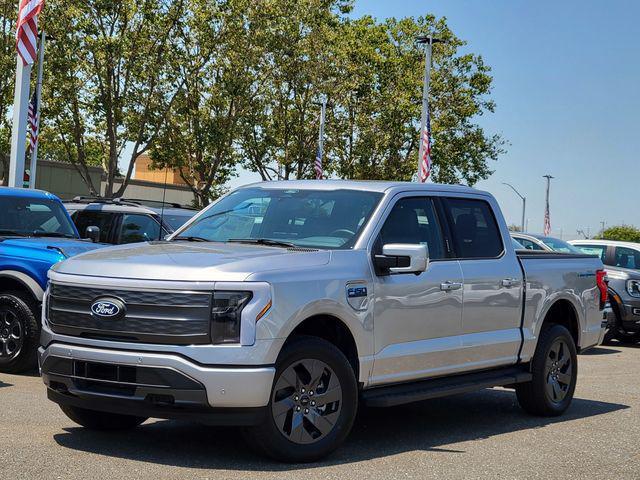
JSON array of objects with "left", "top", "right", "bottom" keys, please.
[{"left": 39, "top": 181, "right": 608, "bottom": 462}]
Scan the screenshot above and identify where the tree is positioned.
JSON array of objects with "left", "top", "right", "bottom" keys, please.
[
  {"left": 151, "top": 0, "right": 259, "bottom": 207},
  {"left": 239, "top": 0, "right": 351, "bottom": 181},
  {"left": 329, "top": 15, "right": 503, "bottom": 184},
  {"left": 597, "top": 225, "right": 640, "bottom": 243},
  {"left": 42, "top": 0, "right": 187, "bottom": 197}
]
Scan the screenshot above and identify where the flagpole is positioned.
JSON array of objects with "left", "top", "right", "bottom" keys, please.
[
  {"left": 317, "top": 96, "right": 327, "bottom": 179},
  {"left": 416, "top": 36, "right": 432, "bottom": 182},
  {"left": 29, "top": 31, "right": 45, "bottom": 189},
  {"left": 8, "top": 57, "right": 32, "bottom": 188}
]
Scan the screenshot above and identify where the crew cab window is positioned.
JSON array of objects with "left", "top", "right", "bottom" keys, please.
[
  {"left": 119, "top": 214, "right": 162, "bottom": 244},
  {"left": 574, "top": 244, "right": 606, "bottom": 261},
  {"left": 444, "top": 198, "right": 503, "bottom": 258},
  {"left": 73, "top": 211, "right": 115, "bottom": 243},
  {"left": 614, "top": 247, "right": 640, "bottom": 270},
  {"left": 378, "top": 197, "right": 445, "bottom": 259}
]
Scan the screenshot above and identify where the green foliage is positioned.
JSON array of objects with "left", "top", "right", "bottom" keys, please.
[
  {"left": 0, "top": 0, "right": 504, "bottom": 197},
  {"left": 597, "top": 225, "right": 640, "bottom": 243}
]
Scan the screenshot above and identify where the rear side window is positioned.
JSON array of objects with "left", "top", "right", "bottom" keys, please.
[
  {"left": 73, "top": 211, "right": 116, "bottom": 243},
  {"left": 378, "top": 197, "right": 445, "bottom": 259},
  {"left": 574, "top": 244, "right": 606, "bottom": 262},
  {"left": 119, "top": 214, "right": 162, "bottom": 244},
  {"left": 444, "top": 198, "right": 504, "bottom": 259},
  {"left": 614, "top": 247, "right": 640, "bottom": 270},
  {"left": 515, "top": 237, "right": 545, "bottom": 251}
]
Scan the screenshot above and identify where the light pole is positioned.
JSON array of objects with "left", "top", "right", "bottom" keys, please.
[
  {"left": 502, "top": 182, "right": 526, "bottom": 232},
  {"left": 543, "top": 175, "right": 554, "bottom": 235}
]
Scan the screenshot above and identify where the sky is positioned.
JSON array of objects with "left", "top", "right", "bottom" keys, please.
[{"left": 225, "top": 1, "right": 640, "bottom": 239}]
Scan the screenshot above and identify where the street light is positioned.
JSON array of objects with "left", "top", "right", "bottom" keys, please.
[{"left": 502, "top": 182, "right": 526, "bottom": 232}]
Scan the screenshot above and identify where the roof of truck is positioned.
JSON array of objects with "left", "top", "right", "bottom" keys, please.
[
  {"left": 0, "top": 186, "right": 59, "bottom": 200},
  {"left": 242, "top": 180, "right": 487, "bottom": 195}
]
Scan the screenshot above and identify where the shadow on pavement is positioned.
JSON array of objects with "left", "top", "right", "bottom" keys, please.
[
  {"left": 581, "top": 346, "right": 622, "bottom": 355},
  {"left": 53, "top": 388, "right": 629, "bottom": 470},
  {"left": 0, "top": 379, "right": 13, "bottom": 388}
]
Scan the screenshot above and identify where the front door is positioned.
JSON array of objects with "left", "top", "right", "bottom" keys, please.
[{"left": 370, "top": 195, "right": 465, "bottom": 386}]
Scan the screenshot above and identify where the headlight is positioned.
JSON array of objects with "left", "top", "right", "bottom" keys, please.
[
  {"left": 626, "top": 280, "right": 640, "bottom": 298},
  {"left": 211, "top": 291, "right": 252, "bottom": 344}
]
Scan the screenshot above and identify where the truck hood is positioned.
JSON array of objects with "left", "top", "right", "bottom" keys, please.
[
  {"left": 0, "top": 237, "right": 105, "bottom": 258},
  {"left": 51, "top": 241, "right": 331, "bottom": 282}
]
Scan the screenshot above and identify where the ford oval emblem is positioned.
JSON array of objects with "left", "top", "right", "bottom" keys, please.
[{"left": 91, "top": 298, "right": 125, "bottom": 319}]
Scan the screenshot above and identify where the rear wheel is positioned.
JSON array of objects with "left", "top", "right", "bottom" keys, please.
[
  {"left": 516, "top": 324, "right": 577, "bottom": 416},
  {"left": 244, "top": 336, "right": 358, "bottom": 462},
  {"left": 0, "top": 291, "right": 40, "bottom": 374},
  {"left": 59, "top": 405, "right": 147, "bottom": 430}
]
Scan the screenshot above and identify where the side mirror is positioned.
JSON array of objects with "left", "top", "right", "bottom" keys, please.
[
  {"left": 85, "top": 226, "right": 100, "bottom": 243},
  {"left": 374, "top": 244, "right": 429, "bottom": 275}
]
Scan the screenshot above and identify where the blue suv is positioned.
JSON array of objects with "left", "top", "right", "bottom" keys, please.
[{"left": 0, "top": 187, "right": 105, "bottom": 373}]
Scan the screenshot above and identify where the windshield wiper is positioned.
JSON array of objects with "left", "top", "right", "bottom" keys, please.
[
  {"left": 228, "top": 238, "right": 297, "bottom": 248},
  {"left": 31, "top": 231, "right": 76, "bottom": 238},
  {"left": 173, "top": 235, "right": 210, "bottom": 242},
  {"left": 0, "top": 229, "right": 26, "bottom": 237}
]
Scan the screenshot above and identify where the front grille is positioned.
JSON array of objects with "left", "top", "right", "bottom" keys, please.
[{"left": 48, "top": 283, "right": 212, "bottom": 345}]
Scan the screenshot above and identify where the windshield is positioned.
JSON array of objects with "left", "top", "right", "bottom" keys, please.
[
  {"left": 539, "top": 237, "right": 582, "bottom": 253},
  {"left": 0, "top": 196, "right": 77, "bottom": 238},
  {"left": 175, "top": 188, "right": 383, "bottom": 249}
]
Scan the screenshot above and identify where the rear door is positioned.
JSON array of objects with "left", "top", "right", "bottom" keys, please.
[{"left": 442, "top": 196, "right": 523, "bottom": 370}]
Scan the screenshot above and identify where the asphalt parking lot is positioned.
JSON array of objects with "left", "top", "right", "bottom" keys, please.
[{"left": 1, "top": 343, "right": 638, "bottom": 480}]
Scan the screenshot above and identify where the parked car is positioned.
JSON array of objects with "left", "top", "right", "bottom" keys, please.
[
  {"left": 64, "top": 197, "right": 197, "bottom": 245},
  {"left": 511, "top": 233, "right": 583, "bottom": 254},
  {"left": 0, "top": 187, "right": 106, "bottom": 373},
  {"left": 40, "top": 181, "right": 608, "bottom": 462},
  {"left": 570, "top": 239, "right": 640, "bottom": 343}
]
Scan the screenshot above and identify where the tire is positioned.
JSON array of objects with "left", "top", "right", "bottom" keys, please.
[
  {"left": 610, "top": 305, "right": 640, "bottom": 344},
  {"left": 59, "top": 405, "right": 147, "bottom": 430},
  {"left": 244, "top": 335, "right": 358, "bottom": 463},
  {"left": 0, "top": 291, "right": 40, "bottom": 374},
  {"left": 516, "top": 324, "right": 578, "bottom": 416}
]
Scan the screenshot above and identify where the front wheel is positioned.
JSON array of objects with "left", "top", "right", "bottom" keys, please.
[
  {"left": 0, "top": 291, "right": 40, "bottom": 374},
  {"left": 60, "top": 405, "right": 147, "bottom": 430},
  {"left": 516, "top": 324, "right": 578, "bottom": 416},
  {"left": 244, "top": 336, "right": 358, "bottom": 462}
]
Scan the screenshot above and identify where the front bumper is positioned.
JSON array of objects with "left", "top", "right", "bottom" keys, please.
[
  {"left": 611, "top": 294, "right": 640, "bottom": 332},
  {"left": 39, "top": 343, "right": 275, "bottom": 425}
]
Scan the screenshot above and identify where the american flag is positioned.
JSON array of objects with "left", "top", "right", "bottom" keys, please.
[
  {"left": 314, "top": 146, "right": 323, "bottom": 180},
  {"left": 543, "top": 204, "right": 551, "bottom": 236},
  {"left": 16, "top": 0, "right": 45, "bottom": 66},
  {"left": 27, "top": 90, "right": 39, "bottom": 154},
  {"left": 418, "top": 110, "right": 432, "bottom": 182}
]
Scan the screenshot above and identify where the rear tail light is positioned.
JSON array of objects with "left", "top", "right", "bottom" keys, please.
[{"left": 596, "top": 269, "right": 608, "bottom": 309}]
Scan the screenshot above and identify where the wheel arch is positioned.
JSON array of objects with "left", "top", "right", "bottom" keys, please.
[
  {"left": 0, "top": 271, "right": 44, "bottom": 303},
  {"left": 283, "top": 314, "right": 360, "bottom": 383},
  {"left": 539, "top": 298, "right": 581, "bottom": 349}
]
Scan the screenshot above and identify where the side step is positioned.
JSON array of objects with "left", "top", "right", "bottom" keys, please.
[{"left": 361, "top": 367, "right": 532, "bottom": 408}]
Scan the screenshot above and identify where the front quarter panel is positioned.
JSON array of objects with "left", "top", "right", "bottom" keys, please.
[{"left": 247, "top": 249, "right": 375, "bottom": 384}]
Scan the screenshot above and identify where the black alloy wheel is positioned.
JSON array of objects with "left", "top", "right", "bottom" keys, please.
[
  {"left": 271, "top": 358, "right": 343, "bottom": 444},
  {"left": 544, "top": 338, "right": 573, "bottom": 404}
]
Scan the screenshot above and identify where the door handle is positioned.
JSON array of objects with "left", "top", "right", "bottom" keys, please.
[
  {"left": 501, "top": 278, "right": 520, "bottom": 288},
  {"left": 440, "top": 281, "right": 463, "bottom": 292}
]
